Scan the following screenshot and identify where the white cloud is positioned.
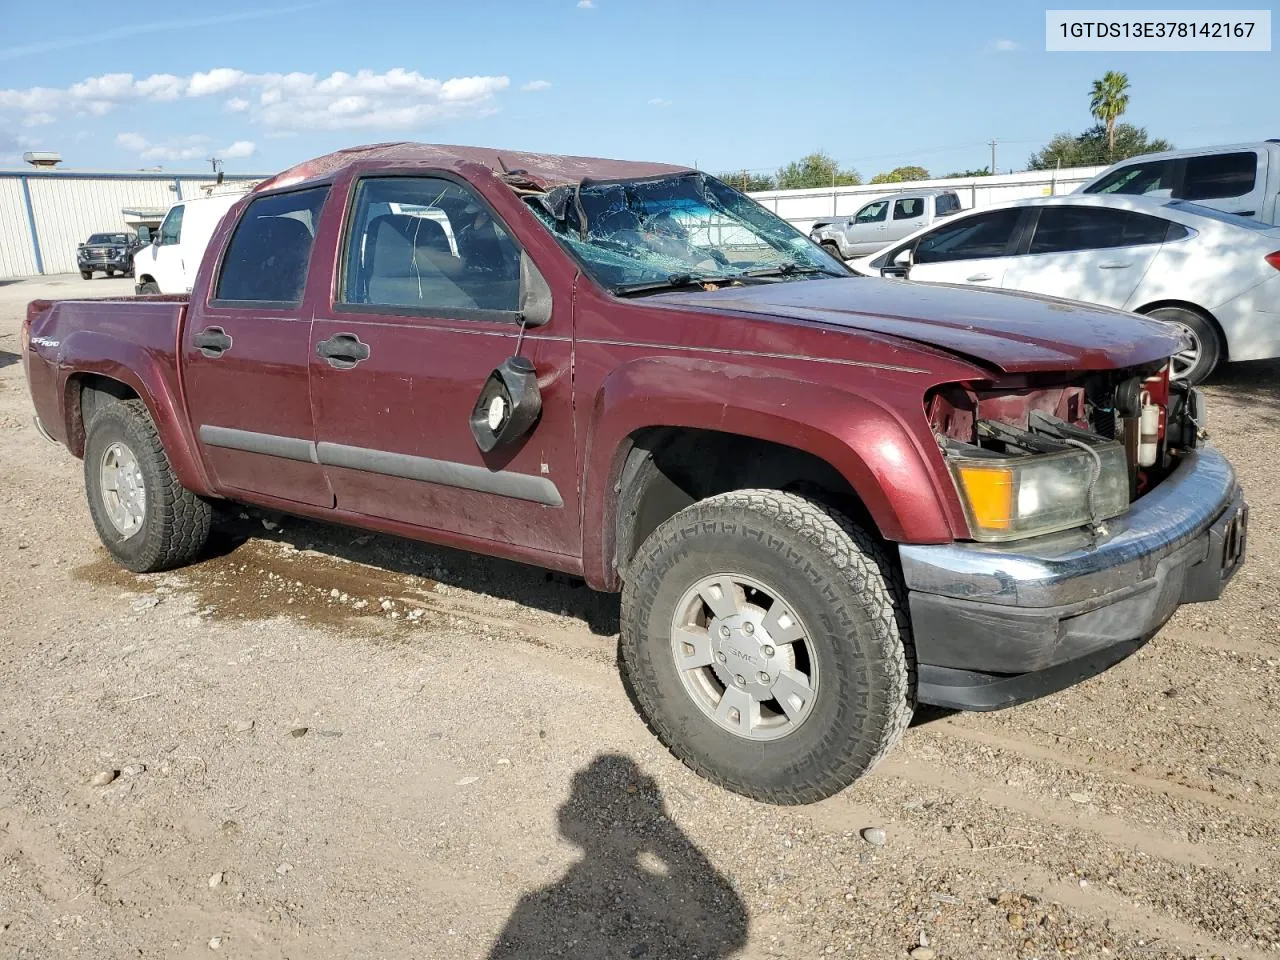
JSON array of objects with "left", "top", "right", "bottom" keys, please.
[
  {"left": 577, "top": 0, "right": 595, "bottom": 7},
  {"left": 990, "top": 38, "right": 1020, "bottom": 51},
  {"left": 0, "top": 67, "right": 513, "bottom": 133},
  {"left": 648, "top": 97, "right": 672, "bottom": 107},
  {"left": 221, "top": 140, "right": 256, "bottom": 159},
  {"left": 521, "top": 80, "right": 551, "bottom": 92},
  {"left": 22, "top": 112, "right": 55, "bottom": 127},
  {"left": 115, "top": 131, "right": 256, "bottom": 163}
]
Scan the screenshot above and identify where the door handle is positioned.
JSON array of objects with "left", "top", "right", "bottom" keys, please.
[
  {"left": 1238, "top": 210, "right": 1256, "bottom": 217},
  {"left": 316, "top": 332, "right": 371, "bottom": 369},
  {"left": 192, "top": 326, "right": 232, "bottom": 358},
  {"left": 1098, "top": 262, "right": 1131, "bottom": 269},
  {"left": 966, "top": 273, "right": 993, "bottom": 282}
]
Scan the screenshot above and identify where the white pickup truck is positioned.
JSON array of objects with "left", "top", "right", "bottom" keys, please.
[{"left": 810, "top": 188, "right": 963, "bottom": 260}]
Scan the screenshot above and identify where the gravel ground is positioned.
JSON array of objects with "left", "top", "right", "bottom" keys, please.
[{"left": 1, "top": 275, "right": 1277, "bottom": 960}]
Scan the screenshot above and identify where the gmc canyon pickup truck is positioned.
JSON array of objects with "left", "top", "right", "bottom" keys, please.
[{"left": 22, "top": 142, "right": 1248, "bottom": 804}]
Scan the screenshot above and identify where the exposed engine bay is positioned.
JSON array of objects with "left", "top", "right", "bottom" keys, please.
[{"left": 928, "top": 362, "right": 1206, "bottom": 541}]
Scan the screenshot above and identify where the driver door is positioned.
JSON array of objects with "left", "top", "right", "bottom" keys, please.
[
  {"left": 308, "top": 174, "right": 580, "bottom": 558},
  {"left": 902, "top": 207, "right": 1026, "bottom": 287}
]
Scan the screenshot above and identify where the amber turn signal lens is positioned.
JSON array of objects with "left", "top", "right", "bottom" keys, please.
[{"left": 954, "top": 464, "right": 1014, "bottom": 532}]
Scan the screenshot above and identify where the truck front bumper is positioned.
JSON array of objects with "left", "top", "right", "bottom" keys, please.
[{"left": 899, "top": 447, "right": 1246, "bottom": 711}]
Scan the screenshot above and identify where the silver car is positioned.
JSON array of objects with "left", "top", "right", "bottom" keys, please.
[{"left": 810, "top": 188, "right": 963, "bottom": 259}]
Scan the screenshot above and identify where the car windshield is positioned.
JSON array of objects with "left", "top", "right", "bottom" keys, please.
[
  {"left": 523, "top": 172, "right": 848, "bottom": 293},
  {"left": 87, "top": 233, "right": 129, "bottom": 244}
]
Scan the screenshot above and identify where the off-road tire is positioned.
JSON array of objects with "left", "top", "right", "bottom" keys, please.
[
  {"left": 620, "top": 489, "right": 913, "bottom": 804},
  {"left": 84, "top": 399, "right": 212, "bottom": 573},
  {"left": 821, "top": 241, "right": 844, "bottom": 262},
  {"left": 137, "top": 280, "right": 160, "bottom": 295},
  {"left": 80, "top": 270, "right": 92, "bottom": 280}
]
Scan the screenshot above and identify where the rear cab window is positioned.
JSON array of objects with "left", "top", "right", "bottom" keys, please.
[
  {"left": 1179, "top": 152, "right": 1258, "bottom": 201},
  {"left": 934, "top": 193, "right": 961, "bottom": 217},
  {"left": 213, "top": 187, "right": 329, "bottom": 305}
]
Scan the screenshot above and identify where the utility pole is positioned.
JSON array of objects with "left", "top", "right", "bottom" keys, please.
[{"left": 987, "top": 139, "right": 998, "bottom": 176}]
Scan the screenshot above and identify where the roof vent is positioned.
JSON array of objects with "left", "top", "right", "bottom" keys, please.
[{"left": 23, "top": 151, "right": 62, "bottom": 167}]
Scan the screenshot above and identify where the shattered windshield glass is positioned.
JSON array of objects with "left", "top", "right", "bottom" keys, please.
[{"left": 524, "top": 172, "right": 849, "bottom": 293}]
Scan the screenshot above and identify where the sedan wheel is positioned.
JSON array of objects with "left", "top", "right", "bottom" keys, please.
[{"left": 1145, "top": 306, "right": 1222, "bottom": 385}]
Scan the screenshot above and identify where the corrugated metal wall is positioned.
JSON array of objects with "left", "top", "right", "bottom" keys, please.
[
  {"left": 27, "top": 178, "right": 178, "bottom": 275},
  {"left": 0, "top": 178, "right": 38, "bottom": 278},
  {"left": 0, "top": 172, "right": 265, "bottom": 279}
]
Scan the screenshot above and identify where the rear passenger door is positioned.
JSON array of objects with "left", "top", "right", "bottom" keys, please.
[
  {"left": 999, "top": 205, "right": 1166, "bottom": 309},
  {"left": 887, "top": 196, "right": 928, "bottom": 242},
  {"left": 182, "top": 186, "right": 334, "bottom": 506},
  {"left": 903, "top": 208, "right": 1025, "bottom": 287},
  {"left": 307, "top": 174, "right": 580, "bottom": 558}
]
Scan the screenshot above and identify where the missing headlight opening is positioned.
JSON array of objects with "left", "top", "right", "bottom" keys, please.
[{"left": 928, "top": 364, "right": 1206, "bottom": 542}]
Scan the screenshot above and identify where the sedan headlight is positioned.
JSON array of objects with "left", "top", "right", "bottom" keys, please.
[{"left": 949, "top": 440, "right": 1129, "bottom": 541}]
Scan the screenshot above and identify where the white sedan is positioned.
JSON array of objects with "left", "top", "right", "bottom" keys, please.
[{"left": 848, "top": 194, "right": 1280, "bottom": 382}]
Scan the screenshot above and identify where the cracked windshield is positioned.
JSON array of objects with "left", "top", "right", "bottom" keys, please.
[{"left": 526, "top": 173, "right": 849, "bottom": 293}]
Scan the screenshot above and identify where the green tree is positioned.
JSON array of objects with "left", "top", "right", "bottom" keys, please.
[
  {"left": 775, "top": 151, "right": 862, "bottom": 190},
  {"left": 715, "top": 170, "right": 777, "bottom": 192},
  {"left": 944, "top": 168, "right": 992, "bottom": 178},
  {"left": 1089, "top": 70, "right": 1131, "bottom": 158},
  {"left": 1027, "top": 123, "right": 1173, "bottom": 170},
  {"left": 869, "top": 165, "right": 930, "bottom": 184}
]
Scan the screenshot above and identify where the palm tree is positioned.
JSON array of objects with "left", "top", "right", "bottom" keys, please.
[{"left": 1089, "top": 71, "right": 1131, "bottom": 159}]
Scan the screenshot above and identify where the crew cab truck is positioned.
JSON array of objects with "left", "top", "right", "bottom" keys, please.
[{"left": 22, "top": 143, "right": 1248, "bottom": 805}]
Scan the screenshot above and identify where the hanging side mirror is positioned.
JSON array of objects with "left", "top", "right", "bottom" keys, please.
[
  {"left": 470, "top": 356, "right": 542, "bottom": 453},
  {"left": 518, "top": 250, "right": 553, "bottom": 326}
]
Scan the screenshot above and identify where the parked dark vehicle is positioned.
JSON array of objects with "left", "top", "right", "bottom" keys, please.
[
  {"left": 76, "top": 231, "right": 142, "bottom": 279},
  {"left": 23, "top": 143, "right": 1248, "bottom": 805}
]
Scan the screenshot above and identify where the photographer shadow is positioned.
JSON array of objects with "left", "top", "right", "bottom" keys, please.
[{"left": 488, "top": 754, "right": 748, "bottom": 960}]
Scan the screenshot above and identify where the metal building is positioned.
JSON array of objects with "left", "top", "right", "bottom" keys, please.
[{"left": 0, "top": 168, "right": 266, "bottom": 280}]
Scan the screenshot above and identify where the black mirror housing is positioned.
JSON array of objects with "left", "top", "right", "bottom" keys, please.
[{"left": 469, "top": 356, "right": 543, "bottom": 453}]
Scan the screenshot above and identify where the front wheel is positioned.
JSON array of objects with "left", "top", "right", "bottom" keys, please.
[
  {"left": 80, "top": 270, "right": 93, "bottom": 280},
  {"left": 821, "top": 241, "right": 844, "bottom": 262},
  {"left": 83, "top": 400, "right": 212, "bottom": 572},
  {"left": 137, "top": 280, "right": 160, "bottom": 295},
  {"left": 620, "top": 490, "right": 913, "bottom": 804},
  {"left": 1145, "top": 305, "right": 1222, "bottom": 384}
]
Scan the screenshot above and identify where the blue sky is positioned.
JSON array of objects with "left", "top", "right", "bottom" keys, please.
[{"left": 0, "top": 0, "right": 1273, "bottom": 177}]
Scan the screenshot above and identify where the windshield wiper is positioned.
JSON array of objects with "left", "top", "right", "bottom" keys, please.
[
  {"left": 741, "top": 264, "right": 849, "bottom": 280},
  {"left": 615, "top": 273, "right": 724, "bottom": 296}
]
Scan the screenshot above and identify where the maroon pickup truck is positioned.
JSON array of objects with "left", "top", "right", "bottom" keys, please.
[{"left": 22, "top": 143, "right": 1247, "bottom": 804}]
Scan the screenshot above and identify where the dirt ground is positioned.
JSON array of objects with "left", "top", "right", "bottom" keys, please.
[{"left": 0, "top": 274, "right": 1276, "bottom": 960}]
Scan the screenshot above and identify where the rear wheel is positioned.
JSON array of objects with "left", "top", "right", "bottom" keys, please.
[
  {"left": 1145, "top": 305, "right": 1222, "bottom": 384},
  {"left": 620, "top": 490, "right": 912, "bottom": 804},
  {"left": 821, "top": 241, "right": 844, "bottom": 262},
  {"left": 83, "top": 400, "right": 212, "bottom": 572}
]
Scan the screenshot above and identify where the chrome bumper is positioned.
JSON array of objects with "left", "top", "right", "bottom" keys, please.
[{"left": 900, "top": 447, "right": 1246, "bottom": 709}]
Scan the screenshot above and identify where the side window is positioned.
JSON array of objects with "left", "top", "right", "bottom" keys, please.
[
  {"left": 1180, "top": 152, "right": 1257, "bottom": 201},
  {"left": 214, "top": 187, "right": 328, "bottom": 305},
  {"left": 1085, "top": 160, "right": 1175, "bottom": 197},
  {"left": 1028, "top": 206, "right": 1135, "bottom": 254},
  {"left": 1123, "top": 212, "right": 1176, "bottom": 245},
  {"left": 158, "top": 205, "right": 184, "bottom": 245},
  {"left": 341, "top": 176, "right": 521, "bottom": 314},
  {"left": 893, "top": 198, "right": 923, "bottom": 220},
  {"left": 853, "top": 200, "right": 888, "bottom": 224},
  {"left": 913, "top": 209, "right": 1022, "bottom": 263},
  {"left": 934, "top": 193, "right": 960, "bottom": 216}
]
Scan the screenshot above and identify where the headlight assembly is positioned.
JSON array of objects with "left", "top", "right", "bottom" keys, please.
[{"left": 950, "top": 440, "right": 1129, "bottom": 542}]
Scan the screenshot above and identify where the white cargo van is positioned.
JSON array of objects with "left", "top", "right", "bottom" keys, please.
[
  {"left": 132, "top": 193, "right": 244, "bottom": 294},
  {"left": 1078, "top": 141, "right": 1280, "bottom": 224}
]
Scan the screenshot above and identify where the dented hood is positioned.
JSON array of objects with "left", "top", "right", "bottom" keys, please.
[{"left": 653, "top": 277, "right": 1182, "bottom": 374}]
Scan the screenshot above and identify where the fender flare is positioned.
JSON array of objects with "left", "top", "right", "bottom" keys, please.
[{"left": 579, "top": 356, "right": 963, "bottom": 590}]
